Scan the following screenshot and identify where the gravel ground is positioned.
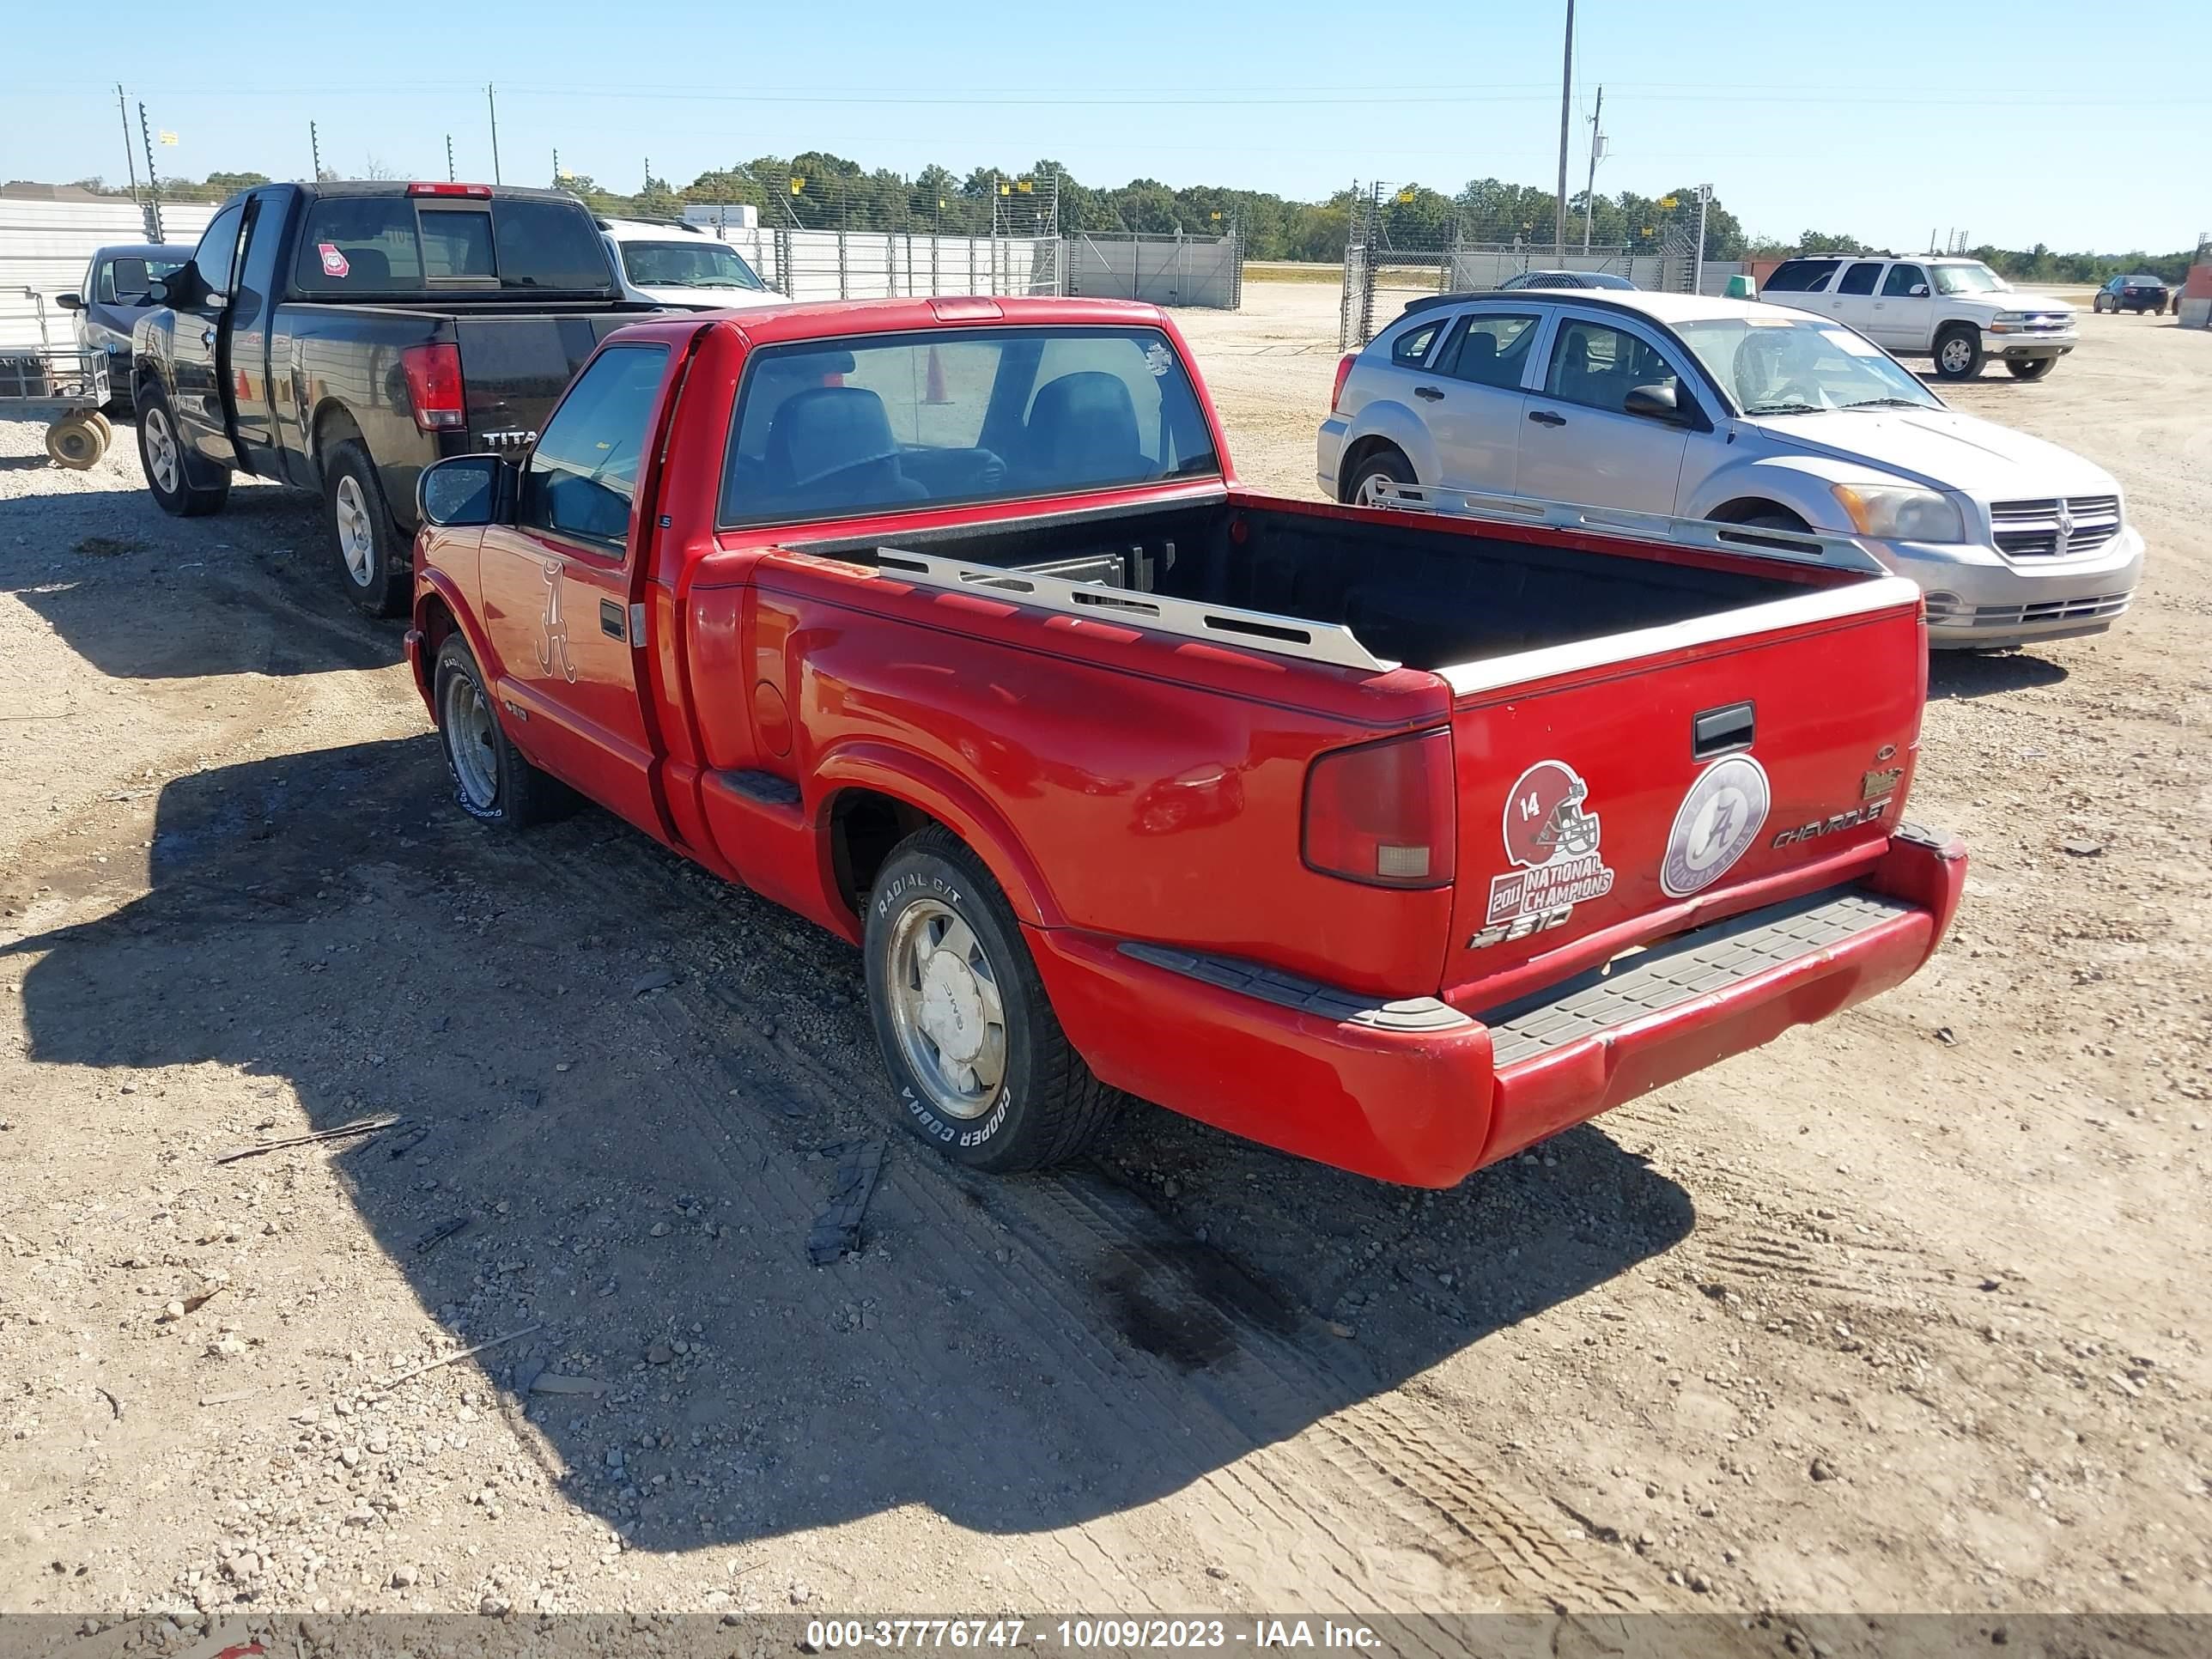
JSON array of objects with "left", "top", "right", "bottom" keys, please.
[{"left": 0, "top": 290, "right": 2207, "bottom": 1647}]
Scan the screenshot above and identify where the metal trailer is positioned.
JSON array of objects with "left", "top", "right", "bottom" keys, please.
[{"left": 0, "top": 289, "right": 112, "bottom": 468}]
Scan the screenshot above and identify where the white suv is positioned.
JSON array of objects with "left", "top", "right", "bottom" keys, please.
[
  {"left": 1759, "top": 255, "right": 2075, "bottom": 381},
  {"left": 597, "top": 217, "right": 782, "bottom": 311},
  {"left": 1316, "top": 290, "right": 2141, "bottom": 649}
]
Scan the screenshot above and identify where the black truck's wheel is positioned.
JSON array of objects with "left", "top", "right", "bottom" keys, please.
[
  {"left": 1932, "top": 326, "right": 1985, "bottom": 380},
  {"left": 2005, "top": 357, "right": 2057, "bottom": 381},
  {"left": 865, "top": 825, "right": 1119, "bottom": 1172},
  {"left": 324, "top": 440, "right": 413, "bottom": 618},
  {"left": 136, "top": 385, "right": 229, "bottom": 516},
  {"left": 432, "top": 636, "right": 569, "bottom": 829}
]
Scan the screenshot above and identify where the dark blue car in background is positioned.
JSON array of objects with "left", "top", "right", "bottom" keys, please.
[{"left": 55, "top": 243, "right": 191, "bottom": 407}]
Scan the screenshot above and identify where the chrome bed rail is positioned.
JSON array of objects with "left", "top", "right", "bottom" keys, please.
[{"left": 875, "top": 546, "right": 1401, "bottom": 674}]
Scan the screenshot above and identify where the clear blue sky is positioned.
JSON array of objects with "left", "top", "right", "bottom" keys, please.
[{"left": 9, "top": 0, "right": 2206, "bottom": 252}]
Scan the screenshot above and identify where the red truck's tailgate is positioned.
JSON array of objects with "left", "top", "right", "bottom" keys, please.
[{"left": 1438, "top": 577, "right": 1927, "bottom": 997}]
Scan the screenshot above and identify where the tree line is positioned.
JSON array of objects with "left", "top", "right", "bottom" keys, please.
[{"left": 60, "top": 158, "right": 2199, "bottom": 278}]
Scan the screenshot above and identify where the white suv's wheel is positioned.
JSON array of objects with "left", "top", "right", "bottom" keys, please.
[{"left": 1933, "top": 326, "right": 1984, "bottom": 380}]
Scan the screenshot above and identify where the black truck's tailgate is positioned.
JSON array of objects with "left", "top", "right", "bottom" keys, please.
[{"left": 453, "top": 312, "right": 645, "bottom": 441}]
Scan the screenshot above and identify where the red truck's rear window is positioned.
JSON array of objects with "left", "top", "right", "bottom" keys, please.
[{"left": 717, "top": 326, "right": 1219, "bottom": 528}]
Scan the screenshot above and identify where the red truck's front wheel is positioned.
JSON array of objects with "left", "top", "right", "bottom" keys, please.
[
  {"left": 865, "top": 826, "right": 1120, "bottom": 1172},
  {"left": 433, "top": 638, "right": 572, "bottom": 829}
]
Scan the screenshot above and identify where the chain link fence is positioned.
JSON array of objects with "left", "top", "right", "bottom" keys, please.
[
  {"left": 663, "top": 171, "right": 1066, "bottom": 301},
  {"left": 1337, "top": 181, "right": 1717, "bottom": 348}
]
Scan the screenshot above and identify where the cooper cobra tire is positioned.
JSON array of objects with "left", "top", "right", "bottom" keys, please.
[
  {"left": 432, "top": 635, "right": 572, "bottom": 830},
  {"left": 864, "top": 824, "right": 1120, "bottom": 1173}
]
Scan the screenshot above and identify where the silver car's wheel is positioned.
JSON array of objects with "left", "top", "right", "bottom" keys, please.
[
  {"left": 143, "top": 405, "right": 179, "bottom": 495},
  {"left": 334, "top": 474, "right": 376, "bottom": 588},
  {"left": 440, "top": 665, "right": 501, "bottom": 812},
  {"left": 884, "top": 898, "right": 1007, "bottom": 1121}
]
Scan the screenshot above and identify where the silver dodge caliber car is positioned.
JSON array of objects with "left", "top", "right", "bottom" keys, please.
[{"left": 1316, "top": 290, "right": 2142, "bottom": 648}]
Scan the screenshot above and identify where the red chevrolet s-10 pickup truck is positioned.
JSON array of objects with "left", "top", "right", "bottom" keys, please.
[{"left": 402, "top": 295, "right": 1966, "bottom": 1187}]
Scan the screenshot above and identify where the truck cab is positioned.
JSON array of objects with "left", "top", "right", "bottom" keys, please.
[{"left": 130, "top": 180, "right": 651, "bottom": 614}]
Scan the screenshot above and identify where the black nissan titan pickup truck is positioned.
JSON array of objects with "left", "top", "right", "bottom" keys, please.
[{"left": 131, "top": 179, "right": 661, "bottom": 614}]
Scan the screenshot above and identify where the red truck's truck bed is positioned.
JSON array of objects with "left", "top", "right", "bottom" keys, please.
[{"left": 404, "top": 296, "right": 1965, "bottom": 1186}]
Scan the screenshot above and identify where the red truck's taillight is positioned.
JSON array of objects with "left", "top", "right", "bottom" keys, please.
[
  {"left": 1303, "top": 729, "right": 1455, "bottom": 889},
  {"left": 1330, "top": 352, "right": 1357, "bottom": 413},
  {"left": 400, "top": 343, "right": 465, "bottom": 433}
]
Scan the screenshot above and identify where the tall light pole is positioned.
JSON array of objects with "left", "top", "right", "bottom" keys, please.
[
  {"left": 1553, "top": 0, "right": 1575, "bottom": 263},
  {"left": 1581, "top": 84, "right": 1605, "bottom": 256},
  {"left": 487, "top": 83, "right": 502, "bottom": 185}
]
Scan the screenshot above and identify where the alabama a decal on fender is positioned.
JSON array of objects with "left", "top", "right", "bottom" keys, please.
[
  {"left": 1486, "top": 759, "right": 1615, "bottom": 927},
  {"left": 1661, "top": 755, "right": 1771, "bottom": 897}
]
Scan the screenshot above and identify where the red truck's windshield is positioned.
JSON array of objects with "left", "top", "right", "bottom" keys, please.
[{"left": 718, "top": 326, "right": 1220, "bottom": 526}]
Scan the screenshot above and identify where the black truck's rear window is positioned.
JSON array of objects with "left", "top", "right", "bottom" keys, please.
[{"left": 292, "top": 195, "right": 613, "bottom": 295}]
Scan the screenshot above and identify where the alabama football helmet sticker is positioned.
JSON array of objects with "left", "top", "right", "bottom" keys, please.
[
  {"left": 1661, "top": 754, "right": 1771, "bottom": 897},
  {"left": 1486, "top": 759, "right": 1616, "bottom": 927}
]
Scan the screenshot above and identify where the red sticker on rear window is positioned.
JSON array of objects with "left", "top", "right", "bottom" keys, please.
[{"left": 318, "top": 243, "right": 349, "bottom": 279}]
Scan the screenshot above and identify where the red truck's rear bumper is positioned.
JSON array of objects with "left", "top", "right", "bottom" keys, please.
[{"left": 1030, "top": 828, "right": 1966, "bottom": 1188}]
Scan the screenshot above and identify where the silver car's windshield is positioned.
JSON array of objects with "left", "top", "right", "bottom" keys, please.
[
  {"left": 1674, "top": 318, "right": 1941, "bottom": 415},
  {"left": 1932, "top": 263, "right": 2008, "bottom": 295}
]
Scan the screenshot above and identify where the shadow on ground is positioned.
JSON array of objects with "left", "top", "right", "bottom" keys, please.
[
  {"left": 5, "top": 736, "right": 1696, "bottom": 1550},
  {"left": 0, "top": 481, "right": 396, "bottom": 678},
  {"left": 1929, "top": 649, "right": 2068, "bottom": 700}
]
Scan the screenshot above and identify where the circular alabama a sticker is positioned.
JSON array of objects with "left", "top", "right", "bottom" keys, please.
[{"left": 1661, "top": 755, "right": 1771, "bottom": 897}]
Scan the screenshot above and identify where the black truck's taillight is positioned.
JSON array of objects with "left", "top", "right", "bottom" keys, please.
[
  {"left": 1303, "top": 729, "right": 1455, "bottom": 888},
  {"left": 399, "top": 343, "right": 465, "bottom": 433}
]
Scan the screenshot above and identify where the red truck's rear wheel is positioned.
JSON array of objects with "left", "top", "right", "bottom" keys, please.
[{"left": 866, "top": 826, "right": 1119, "bottom": 1172}]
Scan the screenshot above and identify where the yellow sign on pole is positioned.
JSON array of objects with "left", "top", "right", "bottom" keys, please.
[
  {"left": 790, "top": 177, "right": 805, "bottom": 194},
  {"left": 1396, "top": 189, "right": 1414, "bottom": 204},
  {"left": 1659, "top": 195, "right": 1679, "bottom": 210},
  {"left": 1016, "top": 179, "right": 1032, "bottom": 194},
  {"left": 158, "top": 131, "right": 179, "bottom": 146}
]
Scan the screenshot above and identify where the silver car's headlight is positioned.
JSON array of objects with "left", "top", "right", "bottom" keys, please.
[{"left": 1831, "top": 483, "right": 1966, "bottom": 544}]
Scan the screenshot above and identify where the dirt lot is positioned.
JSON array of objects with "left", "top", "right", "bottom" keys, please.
[{"left": 2, "top": 285, "right": 2208, "bottom": 1645}]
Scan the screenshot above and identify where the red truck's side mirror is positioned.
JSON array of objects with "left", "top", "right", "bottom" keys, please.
[{"left": 417, "top": 454, "right": 514, "bottom": 528}]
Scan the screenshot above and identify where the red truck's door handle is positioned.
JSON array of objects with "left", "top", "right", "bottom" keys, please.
[{"left": 599, "top": 598, "right": 625, "bottom": 640}]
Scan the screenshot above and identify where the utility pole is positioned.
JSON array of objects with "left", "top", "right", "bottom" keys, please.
[
  {"left": 553, "top": 148, "right": 561, "bottom": 187},
  {"left": 1692, "top": 184, "right": 1712, "bottom": 297},
  {"left": 1581, "top": 84, "right": 1604, "bottom": 256},
  {"left": 137, "top": 101, "right": 163, "bottom": 241},
  {"left": 310, "top": 120, "right": 322, "bottom": 181},
  {"left": 446, "top": 134, "right": 455, "bottom": 183},
  {"left": 1553, "top": 0, "right": 1574, "bottom": 262},
  {"left": 116, "top": 85, "right": 143, "bottom": 228},
  {"left": 486, "top": 83, "right": 502, "bottom": 185}
]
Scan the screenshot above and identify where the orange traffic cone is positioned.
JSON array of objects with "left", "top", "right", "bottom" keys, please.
[{"left": 922, "top": 344, "right": 951, "bottom": 405}]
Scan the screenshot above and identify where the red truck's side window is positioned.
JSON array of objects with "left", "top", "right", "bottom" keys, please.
[
  {"left": 520, "top": 343, "right": 670, "bottom": 553},
  {"left": 718, "top": 325, "right": 1218, "bottom": 529}
]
